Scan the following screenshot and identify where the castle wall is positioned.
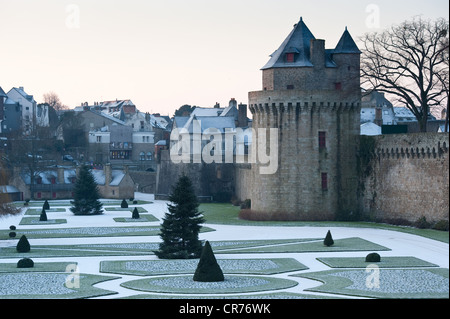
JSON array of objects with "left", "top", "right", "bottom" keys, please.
[
  {"left": 360, "top": 133, "right": 449, "bottom": 224},
  {"left": 247, "top": 89, "right": 361, "bottom": 220},
  {"left": 155, "top": 150, "right": 236, "bottom": 202}
]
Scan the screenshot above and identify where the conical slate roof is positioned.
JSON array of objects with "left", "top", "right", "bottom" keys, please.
[
  {"left": 261, "top": 17, "right": 315, "bottom": 70},
  {"left": 333, "top": 27, "right": 361, "bottom": 54},
  {"left": 261, "top": 19, "right": 360, "bottom": 70},
  {"left": 0, "top": 86, "right": 7, "bottom": 98}
]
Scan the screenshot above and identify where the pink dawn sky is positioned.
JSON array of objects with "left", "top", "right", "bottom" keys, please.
[{"left": 0, "top": 0, "right": 448, "bottom": 116}]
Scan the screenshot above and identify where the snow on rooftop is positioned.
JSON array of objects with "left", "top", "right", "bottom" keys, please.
[{"left": 360, "top": 122, "right": 382, "bottom": 136}]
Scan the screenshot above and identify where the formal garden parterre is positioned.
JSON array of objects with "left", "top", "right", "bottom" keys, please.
[{"left": 0, "top": 195, "right": 448, "bottom": 299}]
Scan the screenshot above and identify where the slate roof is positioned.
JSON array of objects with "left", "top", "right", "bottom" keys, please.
[
  {"left": 334, "top": 27, "right": 361, "bottom": 54},
  {"left": 0, "top": 87, "right": 7, "bottom": 98},
  {"left": 261, "top": 17, "right": 315, "bottom": 70},
  {"left": 261, "top": 17, "right": 360, "bottom": 70},
  {"left": 174, "top": 115, "right": 235, "bottom": 134},
  {"left": 21, "top": 169, "right": 77, "bottom": 185},
  {"left": 91, "top": 169, "right": 125, "bottom": 186}
]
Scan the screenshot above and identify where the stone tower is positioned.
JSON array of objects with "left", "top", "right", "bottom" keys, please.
[{"left": 248, "top": 18, "right": 361, "bottom": 220}]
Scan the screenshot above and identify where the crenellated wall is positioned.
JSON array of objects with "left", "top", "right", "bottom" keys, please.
[
  {"left": 246, "top": 89, "right": 361, "bottom": 220},
  {"left": 360, "top": 133, "right": 449, "bottom": 224}
]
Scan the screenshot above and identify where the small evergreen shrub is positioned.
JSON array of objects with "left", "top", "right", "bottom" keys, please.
[
  {"left": 433, "top": 220, "right": 449, "bottom": 231},
  {"left": 415, "top": 216, "right": 431, "bottom": 229},
  {"left": 9, "top": 225, "right": 16, "bottom": 230},
  {"left": 17, "top": 258, "right": 34, "bottom": 268},
  {"left": 16, "top": 235, "right": 31, "bottom": 253},
  {"left": 121, "top": 199, "right": 128, "bottom": 208},
  {"left": 323, "top": 230, "right": 334, "bottom": 247},
  {"left": 133, "top": 200, "right": 137, "bottom": 204},
  {"left": 132, "top": 207, "right": 140, "bottom": 219},
  {"left": 365, "top": 252, "right": 381, "bottom": 262},
  {"left": 39, "top": 208, "right": 48, "bottom": 222},
  {"left": 9, "top": 232, "right": 16, "bottom": 238},
  {"left": 240, "top": 199, "right": 251, "bottom": 209},
  {"left": 129, "top": 197, "right": 134, "bottom": 202},
  {"left": 193, "top": 241, "right": 224, "bottom": 282},
  {"left": 43, "top": 200, "right": 50, "bottom": 210}
]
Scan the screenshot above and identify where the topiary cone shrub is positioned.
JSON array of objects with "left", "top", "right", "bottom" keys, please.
[
  {"left": 16, "top": 235, "right": 31, "bottom": 253},
  {"left": 132, "top": 207, "right": 140, "bottom": 219},
  {"left": 121, "top": 199, "right": 128, "bottom": 208},
  {"left": 323, "top": 230, "right": 334, "bottom": 247},
  {"left": 365, "top": 252, "right": 381, "bottom": 262},
  {"left": 43, "top": 200, "right": 50, "bottom": 210},
  {"left": 17, "top": 258, "right": 34, "bottom": 268},
  {"left": 39, "top": 208, "right": 48, "bottom": 222},
  {"left": 193, "top": 241, "right": 224, "bottom": 282}
]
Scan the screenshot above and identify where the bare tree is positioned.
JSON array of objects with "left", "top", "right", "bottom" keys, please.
[
  {"left": 436, "top": 36, "right": 449, "bottom": 132},
  {"left": 361, "top": 17, "right": 449, "bottom": 132},
  {"left": 43, "top": 91, "right": 68, "bottom": 111}
]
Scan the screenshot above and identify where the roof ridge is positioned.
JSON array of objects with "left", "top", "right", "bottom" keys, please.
[{"left": 333, "top": 28, "right": 361, "bottom": 54}]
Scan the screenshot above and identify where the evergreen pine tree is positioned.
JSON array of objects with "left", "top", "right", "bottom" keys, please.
[
  {"left": 43, "top": 200, "right": 50, "bottom": 210},
  {"left": 39, "top": 208, "right": 48, "bottom": 221},
  {"left": 324, "top": 230, "right": 334, "bottom": 247},
  {"left": 155, "top": 174, "right": 204, "bottom": 259},
  {"left": 132, "top": 207, "right": 140, "bottom": 219},
  {"left": 16, "top": 235, "right": 31, "bottom": 253},
  {"left": 121, "top": 199, "right": 128, "bottom": 208},
  {"left": 193, "top": 241, "right": 224, "bottom": 282},
  {"left": 70, "top": 165, "right": 103, "bottom": 215}
]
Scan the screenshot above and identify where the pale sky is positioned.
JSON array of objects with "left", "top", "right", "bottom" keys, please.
[{"left": 0, "top": 0, "right": 448, "bottom": 116}]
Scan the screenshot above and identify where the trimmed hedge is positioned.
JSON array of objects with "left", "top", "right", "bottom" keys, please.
[
  {"left": 365, "top": 252, "right": 381, "bottom": 262},
  {"left": 17, "top": 258, "right": 34, "bottom": 268},
  {"left": 324, "top": 230, "right": 334, "bottom": 247},
  {"left": 16, "top": 235, "right": 31, "bottom": 253}
]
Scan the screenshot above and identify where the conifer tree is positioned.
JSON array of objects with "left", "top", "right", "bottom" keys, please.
[
  {"left": 324, "top": 230, "right": 334, "bottom": 247},
  {"left": 16, "top": 235, "right": 31, "bottom": 253},
  {"left": 43, "top": 200, "right": 50, "bottom": 210},
  {"left": 39, "top": 208, "right": 47, "bottom": 221},
  {"left": 132, "top": 207, "right": 140, "bottom": 219},
  {"left": 70, "top": 165, "right": 103, "bottom": 215},
  {"left": 121, "top": 199, "right": 128, "bottom": 208},
  {"left": 193, "top": 241, "right": 224, "bottom": 282},
  {"left": 155, "top": 174, "right": 204, "bottom": 259}
]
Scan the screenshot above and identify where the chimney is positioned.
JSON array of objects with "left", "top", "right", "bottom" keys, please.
[
  {"left": 104, "top": 163, "right": 112, "bottom": 186},
  {"left": 57, "top": 166, "right": 65, "bottom": 184},
  {"left": 238, "top": 103, "right": 248, "bottom": 127},
  {"left": 310, "top": 39, "right": 325, "bottom": 68},
  {"left": 214, "top": 102, "right": 220, "bottom": 108},
  {"left": 375, "top": 107, "right": 383, "bottom": 126},
  {"left": 229, "top": 98, "right": 237, "bottom": 108}
]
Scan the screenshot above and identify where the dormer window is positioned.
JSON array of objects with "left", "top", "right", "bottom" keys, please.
[{"left": 286, "top": 53, "right": 295, "bottom": 63}]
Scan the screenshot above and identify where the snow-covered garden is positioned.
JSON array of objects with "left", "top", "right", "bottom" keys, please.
[{"left": 0, "top": 193, "right": 448, "bottom": 299}]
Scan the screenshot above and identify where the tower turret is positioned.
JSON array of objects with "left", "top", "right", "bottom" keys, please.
[{"left": 247, "top": 18, "right": 361, "bottom": 221}]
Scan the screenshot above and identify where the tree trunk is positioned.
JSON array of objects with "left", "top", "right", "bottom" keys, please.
[{"left": 419, "top": 115, "right": 428, "bottom": 133}]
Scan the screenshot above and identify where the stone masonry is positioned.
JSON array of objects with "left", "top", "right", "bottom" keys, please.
[{"left": 247, "top": 18, "right": 361, "bottom": 220}]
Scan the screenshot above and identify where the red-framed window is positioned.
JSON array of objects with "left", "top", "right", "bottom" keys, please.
[
  {"left": 319, "top": 131, "right": 326, "bottom": 149},
  {"left": 321, "top": 173, "right": 328, "bottom": 191},
  {"left": 335, "top": 82, "right": 342, "bottom": 90},
  {"left": 52, "top": 192, "right": 57, "bottom": 198},
  {"left": 37, "top": 192, "right": 42, "bottom": 199},
  {"left": 286, "top": 53, "right": 295, "bottom": 63}
]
